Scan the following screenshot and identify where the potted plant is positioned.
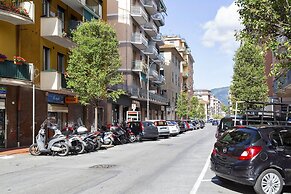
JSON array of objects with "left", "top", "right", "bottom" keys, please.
[
  {"left": 0, "top": 53, "right": 7, "bottom": 62},
  {"left": 13, "top": 56, "right": 26, "bottom": 65}
]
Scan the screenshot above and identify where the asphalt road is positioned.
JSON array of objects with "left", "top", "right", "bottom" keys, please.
[{"left": 0, "top": 124, "right": 290, "bottom": 194}]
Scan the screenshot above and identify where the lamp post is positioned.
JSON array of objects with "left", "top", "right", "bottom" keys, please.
[{"left": 147, "top": 56, "right": 154, "bottom": 120}]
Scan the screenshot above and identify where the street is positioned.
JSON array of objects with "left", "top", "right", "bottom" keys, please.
[{"left": 0, "top": 124, "right": 290, "bottom": 194}]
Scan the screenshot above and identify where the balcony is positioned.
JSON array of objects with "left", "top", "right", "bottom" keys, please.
[
  {"left": 0, "top": 1, "right": 34, "bottom": 25},
  {"left": 41, "top": 17, "right": 75, "bottom": 49},
  {"left": 140, "top": 0, "right": 158, "bottom": 15},
  {"left": 131, "top": 6, "right": 148, "bottom": 25},
  {"left": 152, "top": 33, "right": 164, "bottom": 46},
  {"left": 153, "top": 75, "right": 165, "bottom": 85},
  {"left": 152, "top": 12, "right": 165, "bottom": 26},
  {"left": 131, "top": 33, "right": 148, "bottom": 50},
  {"left": 142, "top": 22, "right": 158, "bottom": 37},
  {"left": 153, "top": 54, "right": 165, "bottom": 64},
  {"left": 132, "top": 60, "right": 147, "bottom": 74},
  {"left": 0, "top": 60, "right": 33, "bottom": 83},
  {"left": 149, "top": 67, "right": 159, "bottom": 80},
  {"left": 143, "top": 45, "right": 158, "bottom": 59},
  {"left": 68, "top": 19, "right": 82, "bottom": 38},
  {"left": 40, "top": 71, "right": 67, "bottom": 91},
  {"left": 61, "top": 0, "right": 102, "bottom": 19}
]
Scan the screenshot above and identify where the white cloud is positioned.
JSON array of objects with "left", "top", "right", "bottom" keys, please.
[{"left": 202, "top": 2, "right": 243, "bottom": 54}]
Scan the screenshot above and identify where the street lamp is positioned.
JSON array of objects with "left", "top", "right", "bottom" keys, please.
[{"left": 147, "top": 55, "right": 154, "bottom": 120}]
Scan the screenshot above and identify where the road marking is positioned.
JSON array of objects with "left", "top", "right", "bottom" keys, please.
[
  {"left": 201, "top": 179, "right": 216, "bottom": 182},
  {"left": 190, "top": 152, "right": 211, "bottom": 194},
  {"left": 0, "top": 155, "right": 14, "bottom": 159}
]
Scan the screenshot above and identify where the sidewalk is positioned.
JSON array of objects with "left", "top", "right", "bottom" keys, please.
[{"left": 0, "top": 147, "right": 29, "bottom": 156}]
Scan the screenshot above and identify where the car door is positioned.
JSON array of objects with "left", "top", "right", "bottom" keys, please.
[{"left": 280, "top": 130, "right": 291, "bottom": 184}]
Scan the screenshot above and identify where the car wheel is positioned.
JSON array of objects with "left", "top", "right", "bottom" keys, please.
[{"left": 254, "top": 169, "right": 283, "bottom": 194}]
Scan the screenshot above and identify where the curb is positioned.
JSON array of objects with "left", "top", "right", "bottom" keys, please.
[{"left": 0, "top": 148, "right": 29, "bottom": 156}]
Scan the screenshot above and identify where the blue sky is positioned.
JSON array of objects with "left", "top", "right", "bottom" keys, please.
[{"left": 161, "top": 0, "right": 242, "bottom": 90}]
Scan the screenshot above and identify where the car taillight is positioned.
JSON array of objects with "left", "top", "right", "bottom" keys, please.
[
  {"left": 239, "top": 146, "right": 262, "bottom": 160},
  {"left": 212, "top": 148, "right": 217, "bottom": 156}
]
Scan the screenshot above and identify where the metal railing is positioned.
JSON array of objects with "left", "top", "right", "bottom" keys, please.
[
  {"left": 131, "top": 33, "right": 148, "bottom": 47},
  {"left": 0, "top": 60, "right": 32, "bottom": 81},
  {"left": 131, "top": 6, "right": 148, "bottom": 22}
]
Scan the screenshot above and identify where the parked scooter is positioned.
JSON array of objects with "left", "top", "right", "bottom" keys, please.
[
  {"left": 62, "top": 124, "right": 86, "bottom": 154},
  {"left": 29, "top": 119, "right": 69, "bottom": 156}
]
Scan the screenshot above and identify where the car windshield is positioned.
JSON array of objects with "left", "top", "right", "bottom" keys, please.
[{"left": 219, "top": 128, "right": 260, "bottom": 146}]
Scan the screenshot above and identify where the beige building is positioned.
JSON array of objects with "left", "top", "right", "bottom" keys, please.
[
  {"left": 210, "top": 95, "right": 222, "bottom": 118},
  {"left": 194, "top": 89, "right": 211, "bottom": 120},
  {"left": 160, "top": 45, "right": 184, "bottom": 120},
  {"left": 163, "top": 36, "right": 194, "bottom": 95},
  {"left": 107, "top": 0, "right": 167, "bottom": 122}
]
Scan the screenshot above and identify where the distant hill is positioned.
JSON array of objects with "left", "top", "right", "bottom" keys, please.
[{"left": 211, "top": 86, "right": 229, "bottom": 106}]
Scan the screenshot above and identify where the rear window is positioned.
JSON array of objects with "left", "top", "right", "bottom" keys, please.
[
  {"left": 219, "top": 118, "right": 243, "bottom": 132},
  {"left": 219, "top": 128, "right": 260, "bottom": 146},
  {"left": 128, "top": 122, "right": 141, "bottom": 128},
  {"left": 155, "top": 121, "right": 167, "bottom": 126}
]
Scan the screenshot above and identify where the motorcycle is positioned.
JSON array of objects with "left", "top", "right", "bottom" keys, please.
[
  {"left": 62, "top": 124, "right": 86, "bottom": 154},
  {"left": 110, "top": 125, "right": 127, "bottom": 145},
  {"left": 29, "top": 119, "right": 69, "bottom": 156}
]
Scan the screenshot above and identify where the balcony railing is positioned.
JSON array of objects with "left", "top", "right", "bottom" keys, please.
[
  {"left": 109, "top": 84, "right": 168, "bottom": 105},
  {"left": 40, "top": 70, "right": 68, "bottom": 91},
  {"left": 149, "top": 68, "right": 159, "bottom": 80},
  {"left": 68, "top": 20, "right": 82, "bottom": 38},
  {"left": 0, "top": 0, "right": 34, "bottom": 25},
  {"left": 132, "top": 60, "right": 147, "bottom": 74},
  {"left": 61, "top": 0, "right": 102, "bottom": 19},
  {"left": 152, "top": 33, "right": 165, "bottom": 46},
  {"left": 41, "top": 17, "right": 76, "bottom": 48},
  {"left": 142, "top": 22, "right": 158, "bottom": 37},
  {"left": 131, "top": 33, "right": 148, "bottom": 50},
  {"left": 131, "top": 6, "right": 148, "bottom": 25},
  {"left": 153, "top": 75, "right": 165, "bottom": 85},
  {"left": 140, "top": 0, "right": 158, "bottom": 15},
  {"left": 153, "top": 54, "right": 165, "bottom": 64},
  {"left": 0, "top": 60, "right": 32, "bottom": 81},
  {"left": 152, "top": 12, "right": 165, "bottom": 26},
  {"left": 144, "top": 45, "right": 158, "bottom": 59}
]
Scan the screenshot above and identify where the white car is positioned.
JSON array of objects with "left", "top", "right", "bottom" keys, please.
[
  {"left": 147, "top": 120, "right": 170, "bottom": 138},
  {"left": 166, "top": 121, "right": 180, "bottom": 136}
]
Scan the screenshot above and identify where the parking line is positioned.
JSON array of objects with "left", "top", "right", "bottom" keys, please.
[{"left": 190, "top": 152, "right": 211, "bottom": 194}]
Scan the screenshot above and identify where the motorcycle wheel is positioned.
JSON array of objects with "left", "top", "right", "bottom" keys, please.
[
  {"left": 128, "top": 134, "right": 136, "bottom": 143},
  {"left": 94, "top": 139, "right": 102, "bottom": 151},
  {"left": 75, "top": 141, "right": 85, "bottom": 154},
  {"left": 29, "top": 143, "right": 41, "bottom": 156},
  {"left": 56, "top": 142, "right": 69, "bottom": 156},
  {"left": 85, "top": 139, "right": 95, "bottom": 152}
]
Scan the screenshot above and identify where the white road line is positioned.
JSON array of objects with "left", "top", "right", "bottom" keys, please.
[
  {"left": 0, "top": 155, "right": 14, "bottom": 159},
  {"left": 190, "top": 152, "right": 211, "bottom": 194}
]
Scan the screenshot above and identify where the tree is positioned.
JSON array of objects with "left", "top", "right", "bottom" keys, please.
[
  {"left": 230, "top": 41, "right": 269, "bottom": 110},
  {"left": 176, "top": 92, "right": 188, "bottom": 119},
  {"left": 188, "top": 96, "right": 199, "bottom": 119},
  {"left": 236, "top": 0, "right": 291, "bottom": 74},
  {"left": 197, "top": 103, "right": 206, "bottom": 119},
  {"left": 66, "top": 20, "right": 124, "bottom": 127}
]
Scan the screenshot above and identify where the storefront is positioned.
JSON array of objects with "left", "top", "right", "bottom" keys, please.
[{"left": 47, "top": 93, "right": 68, "bottom": 130}]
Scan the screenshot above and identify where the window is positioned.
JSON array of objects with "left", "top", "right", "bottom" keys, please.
[
  {"left": 172, "top": 72, "right": 174, "bottom": 83},
  {"left": 57, "top": 53, "right": 65, "bottom": 73},
  {"left": 42, "top": 0, "right": 50, "bottom": 17},
  {"left": 57, "top": 6, "right": 65, "bottom": 33},
  {"left": 43, "top": 47, "right": 50, "bottom": 71}
]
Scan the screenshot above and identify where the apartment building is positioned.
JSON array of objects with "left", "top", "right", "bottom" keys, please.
[
  {"left": 160, "top": 45, "right": 183, "bottom": 120},
  {"left": 107, "top": 0, "right": 167, "bottom": 122},
  {"left": 194, "top": 89, "right": 211, "bottom": 120},
  {"left": 0, "top": 0, "right": 105, "bottom": 149},
  {"left": 163, "top": 36, "right": 194, "bottom": 95},
  {"left": 209, "top": 95, "right": 222, "bottom": 118}
]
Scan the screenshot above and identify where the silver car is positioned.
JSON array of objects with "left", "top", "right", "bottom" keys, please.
[{"left": 147, "top": 120, "right": 170, "bottom": 138}]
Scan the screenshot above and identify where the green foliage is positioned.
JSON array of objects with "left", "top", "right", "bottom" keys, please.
[
  {"left": 221, "top": 104, "right": 229, "bottom": 113},
  {"left": 66, "top": 19, "right": 124, "bottom": 106},
  {"left": 188, "top": 96, "right": 199, "bottom": 119},
  {"left": 176, "top": 92, "right": 188, "bottom": 119},
  {"left": 230, "top": 41, "right": 269, "bottom": 110},
  {"left": 213, "top": 114, "right": 223, "bottom": 120},
  {"left": 197, "top": 103, "right": 206, "bottom": 119},
  {"left": 236, "top": 0, "right": 291, "bottom": 75}
]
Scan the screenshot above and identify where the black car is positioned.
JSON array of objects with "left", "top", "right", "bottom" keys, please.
[
  {"left": 211, "top": 126, "right": 291, "bottom": 194},
  {"left": 127, "top": 121, "right": 159, "bottom": 140}
]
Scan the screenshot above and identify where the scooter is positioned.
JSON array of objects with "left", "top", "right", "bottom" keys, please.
[{"left": 29, "top": 119, "right": 69, "bottom": 156}]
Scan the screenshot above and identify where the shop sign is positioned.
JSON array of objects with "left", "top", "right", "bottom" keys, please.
[
  {"left": 0, "top": 87, "right": 6, "bottom": 97},
  {"left": 48, "top": 93, "right": 65, "bottom": 104},
  {"left": 65, "top": 96, "right": 78, "bottom": 104}
]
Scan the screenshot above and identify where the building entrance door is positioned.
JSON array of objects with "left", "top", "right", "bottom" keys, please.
[{"left": 0, "top": 107, "right": 5, "bottom": 148}]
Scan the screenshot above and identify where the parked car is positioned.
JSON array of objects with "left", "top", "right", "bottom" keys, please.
[
  {"left": 127, "top": 121, "right": 159, "bottom": 141},
  {"left": 147, "top": 120, "right": 170, "bottom": 138},
  {"left": 198, "top": 120, "right": 205, "bottom": 129},
  {"left": 212, "top": 119, "right": 219, "bottom": 126},
  {"left": 166, "top": 121, "right": 180, "bottom": 136},
  {"left": 177, "top": 120, "right": 187, "bottom": 133},
  {"left": 215, "top": 116, "right": 243, "bottom": 138},
  {"left": 211, "top": 125, "right": 291, "bottom": 194}
]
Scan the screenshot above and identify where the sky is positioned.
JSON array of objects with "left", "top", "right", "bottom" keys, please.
[{"left": 161, "top": 0, "right": 243, "bottom": 90}]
